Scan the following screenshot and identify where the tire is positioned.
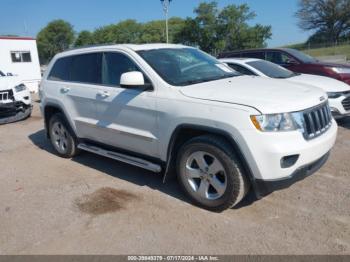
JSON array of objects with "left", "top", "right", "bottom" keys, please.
[
  {"left": 176, "top": 135, "right": 249, "bottom": 212},
  {"left": 48, "top": 113, "right": 79, "bottom": 158}
]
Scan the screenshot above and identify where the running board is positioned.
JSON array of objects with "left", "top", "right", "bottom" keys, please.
[{"left": 77, "top": 143, "right": 162, "bottom": 173}]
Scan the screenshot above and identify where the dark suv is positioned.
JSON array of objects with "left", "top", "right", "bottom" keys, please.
[{"left": 218, "top": 48, "right": 350, "bottom": 85}]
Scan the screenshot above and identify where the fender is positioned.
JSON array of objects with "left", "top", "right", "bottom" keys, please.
[{"left": 163, "top": 124, "right": 260, "bottom": 197}]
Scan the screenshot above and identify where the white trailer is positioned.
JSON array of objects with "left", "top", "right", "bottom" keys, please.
[{"left": 0, "top": 36, "right": 41, "bottom": 93}]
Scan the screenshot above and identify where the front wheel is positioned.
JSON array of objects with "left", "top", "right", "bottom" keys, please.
[{"left": 177, "top": 135, "right": 249, "bottom": 212}]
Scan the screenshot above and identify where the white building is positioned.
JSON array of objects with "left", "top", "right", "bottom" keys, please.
[{"left": 0, "top": 36, "right": 41, "bottom": 93}]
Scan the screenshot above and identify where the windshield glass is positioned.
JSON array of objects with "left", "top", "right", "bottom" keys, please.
[
  {"left": 285, "top": 49, "right": 317, "bottom": 63},
  {"left": 137, "top": 48, "right": 239, "bottom": 86},
  {"left": 0, "top": 70, "right": 5, "bottom": 76},
  {"left": 247, "top": 60, "right": 298, "bottom": 79}
]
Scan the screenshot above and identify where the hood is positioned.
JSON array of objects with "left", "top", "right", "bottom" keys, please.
[
  {"left": 179, "top": 76, "right": 327, "bottom": 114},
  {"left": 0, "top": 77, "right": 22, "bottom": 91},
  {"left": 288, "top": 74, "right": 350, "bottom": 93}
]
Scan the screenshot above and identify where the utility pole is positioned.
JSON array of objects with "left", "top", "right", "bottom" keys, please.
[{"left": 161, "top": 0, "right": 172, "bottom": 43}]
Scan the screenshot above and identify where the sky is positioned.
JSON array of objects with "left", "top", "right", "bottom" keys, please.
[{"left": 0, "top": 0, "right": 312, "bottom": 47}]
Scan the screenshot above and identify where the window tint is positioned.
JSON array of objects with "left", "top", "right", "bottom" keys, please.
[
  {"left": 22, "top": 52, "right": 32, "bottom": 62},
  {"left": 266, "top": 51, "right": 295, "bottom": 65},
  {"left": 241, "top": 52, "right": 265, "bottom": 59},
  {"left": 247, "top": 60, "right": 296, "bottom": 78},
  {"left": 102, "top": 52, "right": 140, "bottom": 86},
  {"left": 48, "top": 57, "right": 72, "bottom": 81},
  {"left": 227, "top": 63, "right": 256, "bottom": 76},
  {"left": 11, "top": 51, "right": 31, "bottom": 62},
  {"left": 71, "top": 53, "right": 102, "bottom": 84}
]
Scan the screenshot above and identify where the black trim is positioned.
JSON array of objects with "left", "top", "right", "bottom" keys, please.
[{"left": 255, "top": 151, "right": 330, "bottom": 197}]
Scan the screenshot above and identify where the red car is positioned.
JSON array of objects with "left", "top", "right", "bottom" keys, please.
[{"left": 218, "top": 48, "right": 350, "bottom": 85}]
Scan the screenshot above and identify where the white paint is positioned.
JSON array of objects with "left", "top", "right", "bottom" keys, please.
[{"left": 0, "top": 37, "right": 41, "bottom": 93}]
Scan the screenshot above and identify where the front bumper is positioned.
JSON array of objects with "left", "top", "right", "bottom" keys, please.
[
  {"left": 254, "top": 151, "right": 330, "bottom": 197},
  {"left": 0, "top": 101, "right": 32, "bottom": 124},
  {"left": 240, "top": 120, "right": 337, "bottom": 182}
]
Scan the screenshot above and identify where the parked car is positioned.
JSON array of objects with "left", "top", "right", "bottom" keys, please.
[
  {"left": 0, "top": 76, "right": 32, "bottom": 124},
  {"left": 218, "top": 48, "right": 350, "bottom": 86},
  {"left": 220, "top": 58, "right": 350, "bottom": 119},
  {"left": 40, "top": 44, "right": 337, "bottom": 211}
]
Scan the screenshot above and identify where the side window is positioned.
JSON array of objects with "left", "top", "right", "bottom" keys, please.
[
  {"left": 102, "top": 52, "right": 144, "bottom": 87},
  {"left": 266, "top": 51, "right": 295, "bottom": 65},
  {"left": 48, "top": 57, "right": 72, "bottom": 81},
  {"left": 227, "top": 63, "right": 256, "bottom": 76},
  {"left": 241, "top": 52, "right": 265, "bottom": 59},
  {"left": 70, "top": 53, "right": 102, "bottom": 84}
]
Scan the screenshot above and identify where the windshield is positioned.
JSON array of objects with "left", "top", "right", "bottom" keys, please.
[
  {"left": 0, "top": 70, "right": 5, "bottom": 76},
  {"left": 247, "top": 60, "right": 298, "bottom": 79},
  {"left": 285, "top": 49, "right": 317, "bottom": 63},
  {"left": 137, "top": 48, "right": 239, "bottom": 86}
]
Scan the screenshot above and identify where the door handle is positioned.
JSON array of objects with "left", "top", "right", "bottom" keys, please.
[
  {"left": 60, "top": 87, "right": 70, "bottom": 93},
  {"left": 97, "top": 90, "right": 110, "bottom": 98}
]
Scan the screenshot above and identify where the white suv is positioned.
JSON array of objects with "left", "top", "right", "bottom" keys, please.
[{"left": 40, "top": 44, "right": 337, "bottom": 211}]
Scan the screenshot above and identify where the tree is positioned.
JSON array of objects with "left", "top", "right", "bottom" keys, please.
[
  {"left": 75, "top": 30, "right": 94, "bottom": 47},
  {"left": 174, "top": 1, "right": 271, "bottom": 54},
  {"left": 217, "top": 4, "right": 271, "bottom": 51},
  {"left": 296, "top": 0, "right": 350, "bottom": 43},
  {"left": 37, "top": 20, "right": 75, "bottom": 64}
]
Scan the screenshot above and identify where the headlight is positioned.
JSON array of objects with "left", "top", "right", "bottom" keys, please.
[
  {"left": 14, "top": 83, "right": 27, "bottom": 92},
  {"left": 329, "top": 67, "right": 350, "bottom": 74},
  {"left": 327, "top": 92, "right": 342, "bottom": 99},
  {"left": 250, "top": 112, "right": 304, "bottom": 132}
]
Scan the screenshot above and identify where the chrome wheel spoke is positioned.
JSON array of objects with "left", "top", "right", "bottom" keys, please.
[
  {"left": 192, "top": 151, "right": 208, "bottom": 170},
  {"left": 198, "top": 179, "right": 209, "bottom": 199},
  {"left": 210, "top": 176, "right": 226, "bottom": 195},
  {"left": 208, "top": 158, "right": 224, "bottom": 175},
  {"left": 185, "top": 165, "right": 201, "bottom": 178}
]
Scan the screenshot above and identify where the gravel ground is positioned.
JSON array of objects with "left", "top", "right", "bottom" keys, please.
[{"left": 0, "top": 99, "right": 349, "bottom": 255}]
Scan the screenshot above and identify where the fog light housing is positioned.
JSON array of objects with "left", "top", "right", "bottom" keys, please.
[{"left": 281, "top": 155, "right": 299, "bottom": 168}]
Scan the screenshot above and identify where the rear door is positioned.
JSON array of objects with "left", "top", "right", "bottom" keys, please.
[
  {"left": 93, "top": 51, "right": 159, "bottom": 157},
  {"left": 47, "top": 53, "right": 102, "bottom": 140}
]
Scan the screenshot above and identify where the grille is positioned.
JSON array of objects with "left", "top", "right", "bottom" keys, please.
[
  {"left": 0, "top": 89, "right": 14, "bottom": 102},
  {"left": 303, "top": 103, "right": 332, "bottom": 140},
  {"left": 342, "top": 96, "right": 350, "bottom": 111}
]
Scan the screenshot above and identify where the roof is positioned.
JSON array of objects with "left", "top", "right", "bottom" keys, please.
[
  {"left": 0, "top": 36, "right": 36, "bottom": 41},
  {"left": 59, "top": 43, "right": 191, "bottom": 57}
]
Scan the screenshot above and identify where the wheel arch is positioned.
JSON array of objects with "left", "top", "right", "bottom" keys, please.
[
  {"left": 163, "top": 124, "right": 257, "bottom": 191},
  {"left": 43, "top": 103, "right": 75, "bottom": 139}
]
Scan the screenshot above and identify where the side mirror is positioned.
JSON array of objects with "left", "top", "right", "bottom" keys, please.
[{"left": 120, "top": 71, "right": 152, "bottom": 90}]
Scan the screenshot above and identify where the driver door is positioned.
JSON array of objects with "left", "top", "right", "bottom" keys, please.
[{"left": 93, "top": 52, "right": 159, "bottom": 158}]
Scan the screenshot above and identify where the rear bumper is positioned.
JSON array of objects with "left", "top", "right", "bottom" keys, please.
[{"left": 254, "top": 151, "right": 330, "bottom": 198}]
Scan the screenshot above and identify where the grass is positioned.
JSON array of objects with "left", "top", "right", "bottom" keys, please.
[{"left": 302, "top": 44, "right": 350, "bottom": 60}]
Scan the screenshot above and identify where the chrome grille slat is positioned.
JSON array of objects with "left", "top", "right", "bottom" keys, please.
[
  {"left": 303, "top": 102, "right": 332, "bottom": 140},
  {"left": 342, "top": 96, "right": 350, "bottom": 111}
]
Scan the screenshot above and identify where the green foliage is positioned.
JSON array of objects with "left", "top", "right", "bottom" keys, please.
[
  {"left": 75, "top": 30, "right": 94, "bottom": 47},
  {"left": 37, "top": 1, "right": 272, "bottom": 62},
  {"left": 296, "top": 0, "right": 350, "bottom": 43},
  {"left": 37, "top": 19, "right": 74, "bottom": 64},
  {"left": 175, "top": 1, "right": 272, "bottom": 54}
]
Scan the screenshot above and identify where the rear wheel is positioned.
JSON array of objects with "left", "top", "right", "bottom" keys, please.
[
  {"left": 177, "top": 135, "right": 249, "bottom": 212},
  {"left": 49, "top": 113, "right": 79, "bottom": 158}
]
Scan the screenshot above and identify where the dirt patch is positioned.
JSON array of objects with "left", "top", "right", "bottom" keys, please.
[{"left": 75, "top": 187, "right": 139, "bottom": 215}]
